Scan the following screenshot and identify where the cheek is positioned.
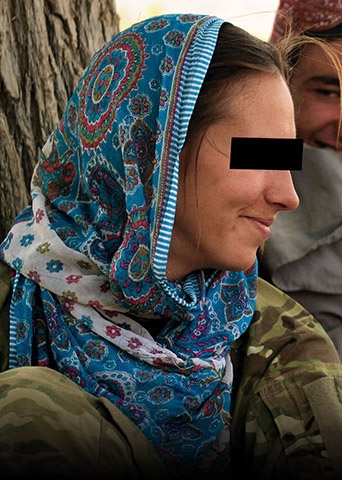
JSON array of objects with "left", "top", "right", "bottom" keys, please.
[
  {"left": 296, "top": 94, "right": 332, "bottom": 125},
  {"left": 297, "top": 109, "right": 331, "bottom": 142},
  {"left": 295, "top": 104, "right": 319, "bottom": 136},
  {"left": 227, "top": 171, "right": 263, "bottom": 196}
]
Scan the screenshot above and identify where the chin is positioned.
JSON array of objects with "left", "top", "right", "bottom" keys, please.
[
  {"left": 205, "top": 246, "right": 257, "bottom": 273},
  {"left": 223, "top": 259, "right": 256, "bottom": 273},
  {"left": 228, "top": 264, "right": 255, "bottom": 273},
  {"left": 223, "top": 251, "right": 257, "bottom": 272}
]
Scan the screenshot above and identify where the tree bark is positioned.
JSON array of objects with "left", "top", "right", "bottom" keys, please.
[{"left": 0, "top": 0, "right": 119, "bottom": 241}]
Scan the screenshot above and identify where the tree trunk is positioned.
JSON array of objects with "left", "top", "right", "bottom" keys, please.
[{"left": 0, "top": 0, "right": 119, "bottom": 241}]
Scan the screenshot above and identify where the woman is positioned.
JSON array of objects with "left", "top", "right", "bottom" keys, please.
[{"left": 0, "top": 13, "right": 341, "bottom": 480}]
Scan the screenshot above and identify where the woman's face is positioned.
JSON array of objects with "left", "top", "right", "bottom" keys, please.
[{"left": 167, "top": 73, "right": 299, "bottom": 280}]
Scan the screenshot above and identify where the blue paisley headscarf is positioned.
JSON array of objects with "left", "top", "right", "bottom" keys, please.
[{"left": 1, "top": 14, "right": 257, "bottom": 477}]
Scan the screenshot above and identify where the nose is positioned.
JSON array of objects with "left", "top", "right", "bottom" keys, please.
[{"left": 265, "top": 171, "right": 299, "bottom": 211}]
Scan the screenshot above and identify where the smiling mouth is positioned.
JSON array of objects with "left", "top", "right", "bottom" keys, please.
[
  {"left": 245, "top": 216, "right": 273, "bottom": 227},
  {"left": 244, "top": 216, "right": 273, "bottom": 240}
]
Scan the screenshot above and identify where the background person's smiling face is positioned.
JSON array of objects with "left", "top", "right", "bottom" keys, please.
[
  {"left": 168, "top": 73, "right": 299, "bottom": 280},
  {"left": 290, "top": 40, "right": 342, "bottom": 150}
]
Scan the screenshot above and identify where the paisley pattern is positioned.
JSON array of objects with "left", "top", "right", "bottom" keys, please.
[
  {"left": 271, "top": 0, "right": 342, "bottom": 41},
  {"left": 1, "top": 14, "right": 258, "bottom": 479},
  {"left": 79, "top": 33, "right": 147, "bottom": 150}
]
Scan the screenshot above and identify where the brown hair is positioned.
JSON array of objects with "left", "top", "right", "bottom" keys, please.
[
  {"left": 185, "top": 22, "right": 290, "bottom": 146},
  {"left": 277, "top": 31, "right": 342, "bottom": 75},
  {"left": 277, "top": 33, "right": 342, "bottom": 149}
]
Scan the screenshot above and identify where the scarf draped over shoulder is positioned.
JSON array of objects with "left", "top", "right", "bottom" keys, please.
[{"left": 1, "top": 14, "right": 257, "bottom": 477}]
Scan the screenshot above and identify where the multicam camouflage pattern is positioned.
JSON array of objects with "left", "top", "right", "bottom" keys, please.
[
  {"left": 0, "top": 261, "right": 10, "bottom": 372},
  {"left": 0, "top": 366, "right": 170, "bottom": 480},
  {"left": 231, "top": 278, "right": 342, "bottom": 479},
  {"left": 1, "top": 263, "right": 342, "bottom": 479}
]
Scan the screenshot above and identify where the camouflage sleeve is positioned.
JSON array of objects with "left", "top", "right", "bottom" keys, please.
[
  {"left": 0, "top": 261, "right": 10, "bottom": 372},
  {"left": 0, "top": 366, "right": 171, "bottom": 480},
  {"left": 230, "top": 278, "right": 342, "bottom": 480}
]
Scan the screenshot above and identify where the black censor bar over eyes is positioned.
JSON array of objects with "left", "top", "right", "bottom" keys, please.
[{"left": 230, "top": 137, "right": 303, "bottom": 171}]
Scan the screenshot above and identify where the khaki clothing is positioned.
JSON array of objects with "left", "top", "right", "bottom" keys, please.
[
  {"left": 289, "top": 288, "right": 342, "bottom": 358},
  {"left": 231, "top": 278, "right": 342, "bottom": 479},
  {"left": 1, "top": 262, "right": 342, "bottom": 479},
  {"left": 0, "top": 261, "right": 10, "bottom": 371},
  {"left": 0, "top": 366, "right": 170, "bottom": 480}
]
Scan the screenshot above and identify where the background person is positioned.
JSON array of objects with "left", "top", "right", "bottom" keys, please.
[
  {"left": 0, "top": 13, "right": 341, "bottom": 479},
  {"left": 261, "top": 0, "right": 342, "bottom": 359}
]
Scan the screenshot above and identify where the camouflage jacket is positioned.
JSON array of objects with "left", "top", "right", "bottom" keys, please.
[
  {"left": 1, "top": 261, "right": 342, "bottom": 479},
  {"left": 230, "top": 278, "right": 342, "bottom": 479}
]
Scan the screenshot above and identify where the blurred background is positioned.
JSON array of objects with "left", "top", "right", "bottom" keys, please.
[{"left": 116, "top": 0, "right": 280, "bottom": 40}]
